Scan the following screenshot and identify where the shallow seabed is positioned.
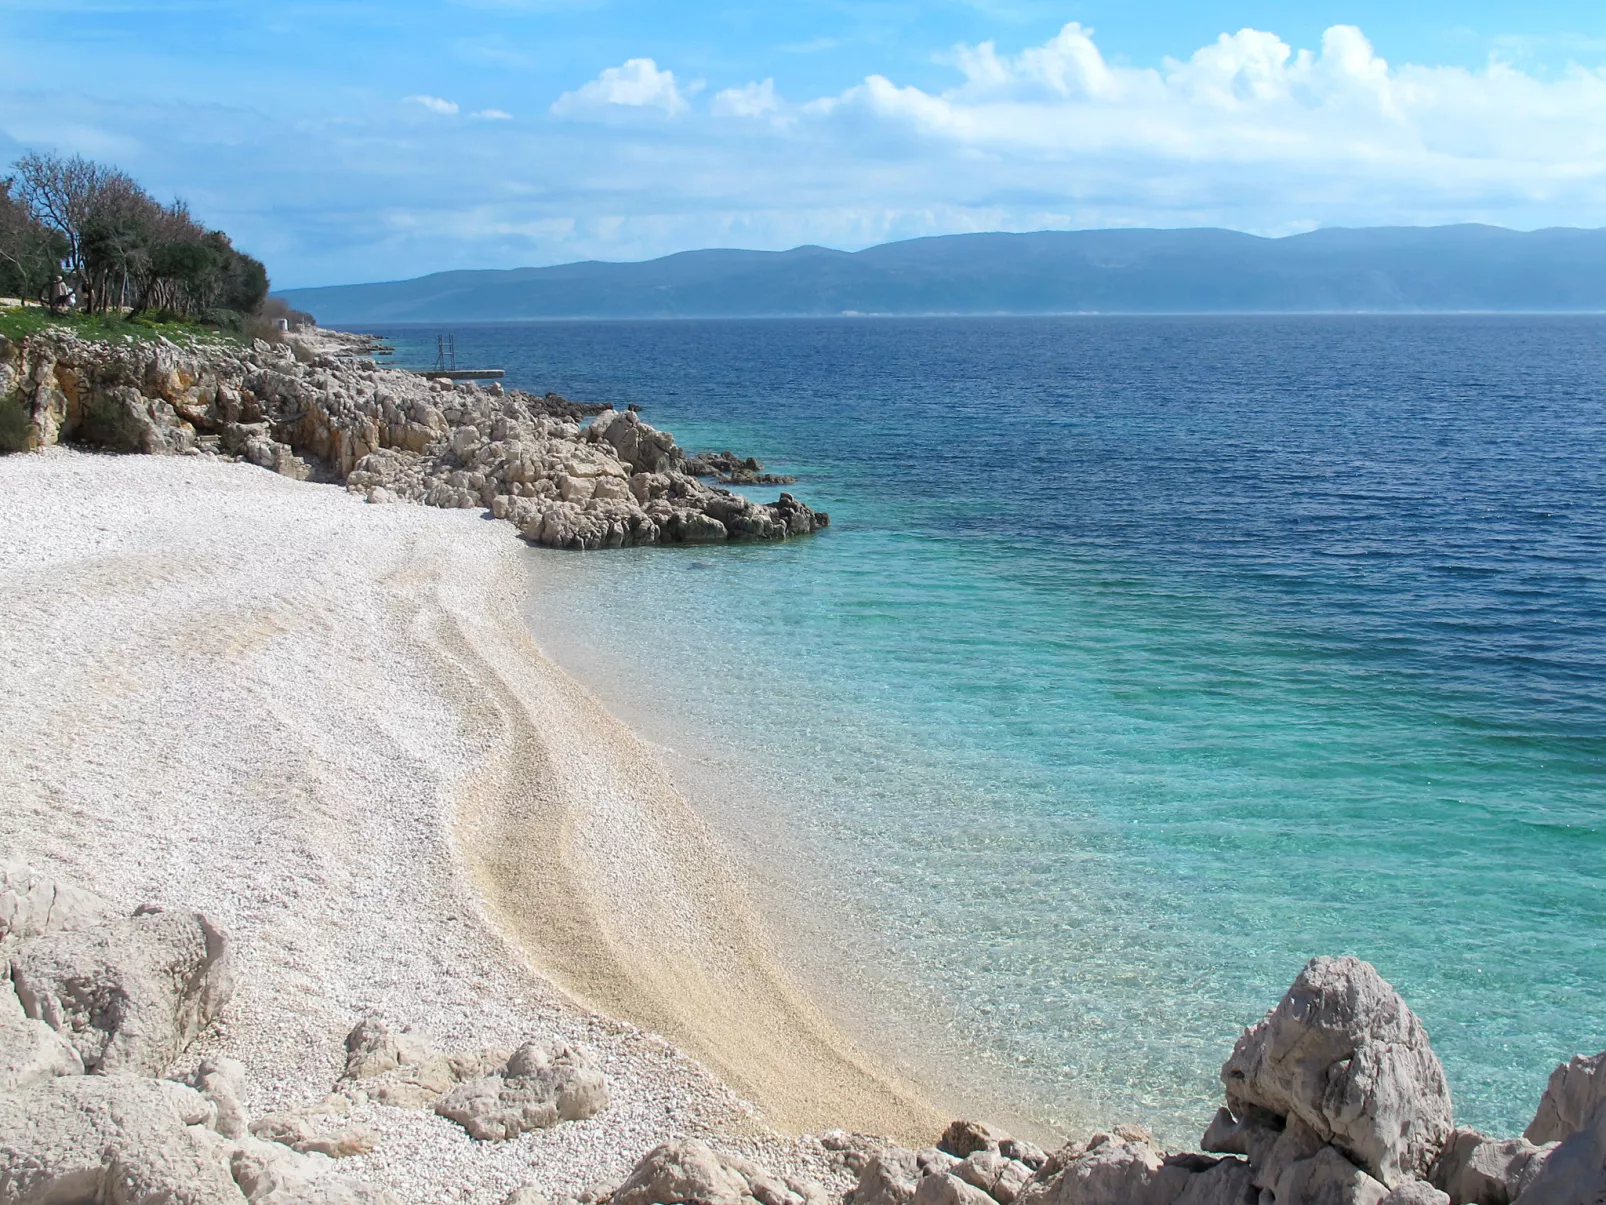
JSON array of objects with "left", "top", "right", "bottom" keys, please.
[{"left": 384, "top": 315, "right": 1606, "bottom": 1143}]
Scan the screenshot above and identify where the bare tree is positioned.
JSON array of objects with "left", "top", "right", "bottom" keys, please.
[
  {"left": 12, "top": 151, "right": 104, "bottom": 281},
  {"left": 0, "top": 177, "right": 66, "bottom": 299}
]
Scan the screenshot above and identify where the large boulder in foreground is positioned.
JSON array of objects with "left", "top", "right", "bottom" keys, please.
[
  {"left": 0, "top": 1071, "right": 397, "bottom": 1204},
  {"left": 0, "top": 1073, "right": 243, "bottom": 1203},
  {"left": 1218, "top": 957, "right": 1453, "bottom": 1188},
  {"left": 10, "top": 904, "right": 234, "bottom": 1075}
]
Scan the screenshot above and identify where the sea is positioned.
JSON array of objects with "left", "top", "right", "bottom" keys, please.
[{"left": 376, "top": 315, "right": 1606, "bottom": 1143}]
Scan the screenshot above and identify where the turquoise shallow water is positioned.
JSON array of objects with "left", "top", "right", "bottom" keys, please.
[{"left": 381, "top": 316, "right": 1606, "bottom": 1140}]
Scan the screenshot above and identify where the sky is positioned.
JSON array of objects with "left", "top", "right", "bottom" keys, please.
[{"left": 3, "top": 1, "right": 1606, "bottom": 287}]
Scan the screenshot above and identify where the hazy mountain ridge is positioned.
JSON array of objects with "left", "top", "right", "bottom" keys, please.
[{"left": 279, "top": 225, "right": 1606, "bottom": 321}]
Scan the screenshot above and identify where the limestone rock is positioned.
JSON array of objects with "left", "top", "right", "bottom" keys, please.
[
  {"left": 1268, "top": 1146, "right": 1389, "bottom": 1205},
  {"left": 952, "top": 1150, "right": 1036, "bottom": 1205},
  {"left": 846, "top": 1148, "right": 922, "bottom": 1205},
  {"left": 0, "top": 1072, "right": 240, "bottom": 1204},
  {"left": 941, "top": 1122, "right": 1014, "bottom": 1159},
  {"left": 228, "top": 1132, "right": 400, "bottom": 1204},
  {"left": 250, "top": 1112, "right": 376, "bottom": 1158},
  {"left": 1220, "top": 956, "right": 1453, "bottom": 1187},
  {"left": 613, "top": 1139, "right": 751, "bottom": 1205},
  {"left": 1524, "top": 1051, "right": 1606, "bottom": 1145},
  {"left": 0, "top": 979, "right": 84, "bottom": 1091},
  {"left": 913, "top": 1173, "right": 995, "bottom": 1205},
  {"left": 0, "top": 861, "right": 114, "bottom": 950},
  {"left": 1, "top": 327, "right": 829, "bottom": 549},
  {"left": 1430, "top": 1129, "right": 1549, "bottom": 1205},
  {"left": 1014, "top": 1128, "right": 1207, "bottom": 1205},
  {"left": 1001, "top": 1141, "right": 1049, "bottom": 1172},
  {"left": 819, "top": 1130, "right": 887, "bottom": 1176},
  {"left": 183, "top": 1056, "right": 251, "bottom": 1139},
  {"left": 1171, "top": 1158, "right": 1257, "bottom": 1205},
  {"left": 340, "top": 1015, "right": 502, "bottom": 1107},
  {"left": 11, "top": 905, "right": 234, "bottom": 1076},
  {"left": 1379, "top": 1183, "right": 1449, "bottom": 1205},
  {"left": 433, "top": 1039, "right": 608, "bottom": 1141},
  {"left": 609, "top": 1140, "right": 826, "bottom": 1205},
  {"left": 1508, "top": 1101, "right": 1602, "bottom": 1205}
]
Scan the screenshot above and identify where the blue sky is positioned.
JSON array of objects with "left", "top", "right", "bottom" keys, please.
[{"left": 4, "top": 1, "right": 1605, "bottom": 286}]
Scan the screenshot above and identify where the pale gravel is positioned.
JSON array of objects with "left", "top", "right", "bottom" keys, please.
[{"left": 0, "top": 449, "right": 884, "bottom": 1203}]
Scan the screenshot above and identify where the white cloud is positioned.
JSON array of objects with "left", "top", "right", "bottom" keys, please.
[
  {"left": 713, "top": 79, "right": 779, "bottom": 118},
  {"left": 406, "top": 95, "right": 459, "bottom": 115},
  {"left": 550, "top": 58, "right": 690, "bottom": 118},
  {"left": 813, "top": 22, "right": 1606, "bottom": 180},
  {"left": 473, "top": 108, "right": 514, "bottom": 120}
]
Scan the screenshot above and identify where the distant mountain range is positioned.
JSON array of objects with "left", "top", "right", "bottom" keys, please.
[{"left": 278, "top": 225, "right": 1606, "bottom": 322}]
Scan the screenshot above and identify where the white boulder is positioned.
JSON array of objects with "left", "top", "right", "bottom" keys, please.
[
  {"left": 1220, "top": 957, "right": 1453, "bottom": 1188},
  {"left": 10, "top": 905, "right": 234, "bottom": 1075},
  {"left": 1524, "top": 1051, "right": 1606, "bottom": 1146}
]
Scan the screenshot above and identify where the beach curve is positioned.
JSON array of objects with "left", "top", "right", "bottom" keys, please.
[{"left": 416, "top": 522, "right": 945, "bottom": 1140}]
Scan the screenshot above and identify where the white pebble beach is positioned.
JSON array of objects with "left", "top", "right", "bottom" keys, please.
[{"left": 0, "top": 449, "right": 941, "bottom": 1203}]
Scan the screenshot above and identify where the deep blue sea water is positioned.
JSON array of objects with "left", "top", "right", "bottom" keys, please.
[{"left": 378, "top": 316, "right": 1606, "bottom": 1141}]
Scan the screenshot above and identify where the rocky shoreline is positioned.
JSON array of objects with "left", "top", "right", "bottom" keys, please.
[
  {"left": 6, "top": 852, "right": 1604, "bottom": 1205},
  {"left": 0, "top": 325, "right": 826, "bottom": 549}
]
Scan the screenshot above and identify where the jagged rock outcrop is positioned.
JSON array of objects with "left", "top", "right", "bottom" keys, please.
[
  {"left": 339, "top": 1015, "right": 507, "bottom": 1108},
  {"left": 0, "top": 328, "right": 828, "bottom": 548},
  {"left": 11, "top": 903, "right": 234, "bottom": 1076},
  {"left": 844, "top": 1127, "right": 1049, "bottom": 1205},
  {"left": 683, "top": 449, "right": 797, "bottom": 485},
  {"left": 0, "top": 978, "right": 84, "bottom": 1092},
  {"left": 1013, "top": 1128, "right": 1255, "bottom": 1205},
  {"left": 1523, "top": 1052, "right": 1606, "bottom": 1146},
  {"left": 1212, "top": 956, "right": 1453, "bottom": 1190},
  {"left": 1429, "top": 1129, "right": 1551, "bottom": 1205},
  {"left": 1509, "top": 1101, "right": 1606, "bottom": 1205}
]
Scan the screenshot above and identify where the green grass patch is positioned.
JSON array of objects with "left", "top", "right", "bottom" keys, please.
[{"left": 0, "top": 306, "right": 237, "bottom": 346}]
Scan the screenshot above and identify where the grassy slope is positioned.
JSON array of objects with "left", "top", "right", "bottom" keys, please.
[{"left": 0, "top": 305, "right": 236, "bottom": 344}]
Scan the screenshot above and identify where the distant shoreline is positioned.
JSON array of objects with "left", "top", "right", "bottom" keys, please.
[{"left": 278, "top": 224, "right": 1606, "bottom": 323}]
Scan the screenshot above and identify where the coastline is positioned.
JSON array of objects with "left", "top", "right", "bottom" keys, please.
[
  {"left": 0, "top": 448, "right": 939, "bottom": 1200},
  {"left": 7, "top": 322, "right": 1606, "bottom": 1205}
]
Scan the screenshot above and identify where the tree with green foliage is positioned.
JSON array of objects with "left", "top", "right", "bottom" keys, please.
[{"left": 1, "top": 150, "right": 272, "bottom": 324}]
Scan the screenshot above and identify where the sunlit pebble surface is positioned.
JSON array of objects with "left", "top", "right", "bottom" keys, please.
[{"left": 0, "top": 450, "right": 857, "bottom": 1204}]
